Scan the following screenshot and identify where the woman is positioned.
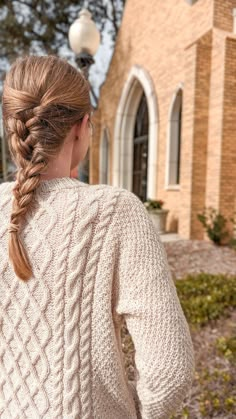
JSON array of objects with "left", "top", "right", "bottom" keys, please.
[{"left": 0, "top": 55, "right": 195, "bottom": 419}]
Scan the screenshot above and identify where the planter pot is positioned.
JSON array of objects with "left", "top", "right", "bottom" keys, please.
[{"left": 147, "top": 209, "right": 169, "bottom": 234}]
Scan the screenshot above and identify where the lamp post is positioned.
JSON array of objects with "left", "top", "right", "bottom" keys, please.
[
  {"left": 68, "top": 9, "right": 100, "bottom": 183},
  {"left": 69, "top": 9, "right": 100, "bottom": 79}
]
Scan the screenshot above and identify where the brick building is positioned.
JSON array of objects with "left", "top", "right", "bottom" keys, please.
[{"left": 90, "top": 0, "right": 236, "bottom": 240}]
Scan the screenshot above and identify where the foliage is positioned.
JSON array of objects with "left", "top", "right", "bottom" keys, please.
[
  {"left": 173, "top": 366, "right": 236, "bottom": 418},
  {"left": 0, "top": 0, "right": 125, "bottom": 56},
  {"left": 216, "top": 335, "right": 236, "bottom": 362},
  {"left": 197, "top": 207, "right": 236, "bottom": 245},
  {"left": 229, "top": 237, "right": 236, "bottom": 251},
  {"left": 171, "top": 273, "right": 236, "bottom": 418},
  {"left": 144, "top": 198, "right": 165, "bottom": 210},
  {"left": 175, "top": 273, "right": 236, "bottom": 327},
  {"left": 196, "top": 368, "right": 236, "bottom": 417},
  {"left": 0, "top": 0, "right": 125, "bottom": 87},
  {"left": 197, "top": 207, "right": 229, "bottom": 245}
]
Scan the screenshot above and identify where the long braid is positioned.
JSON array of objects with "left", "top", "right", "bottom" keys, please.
[
  {"left": 2, "top": 55, "right": 92, "bottom": 281},
  {"left": 7, "top": 113, "right": 48, "bottom": 280}
]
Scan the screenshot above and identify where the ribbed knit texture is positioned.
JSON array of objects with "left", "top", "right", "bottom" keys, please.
[{"left": 0, "top": 177, "right": 195, "bottom": 419}]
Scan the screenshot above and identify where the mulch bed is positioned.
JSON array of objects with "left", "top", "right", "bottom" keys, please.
[{"left": 163, "top": 239, "right": 236, "bottom": 280}]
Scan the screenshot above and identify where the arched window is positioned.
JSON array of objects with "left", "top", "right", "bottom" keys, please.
[
  {"left": 99, "top": 128, "right": 109, "bottom": 184},
  {"left": 132, "top": 92, "right": 149, "bottom": 202},
  {"left": 167, "top": 89, "right": 182, "bottom": 186},
  {"left": 113, "top": 65, "right": 158, "bottom": 199}
]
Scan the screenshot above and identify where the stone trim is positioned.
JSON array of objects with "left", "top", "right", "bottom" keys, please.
[
  {"left": 99, "top": 127, "right": 110, "bottom": 185},
  {"left": 113, "top": 65, "right": 158, "bottom": 199},
  {"left": 165, "top": 84, "right": 183, "bottom": 190}
]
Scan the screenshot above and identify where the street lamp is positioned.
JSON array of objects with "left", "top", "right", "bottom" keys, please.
[
  {"left": 68, "top": 9, "right": 101, "bottom": 184},
  {"left": 68, "top": 9, "right": 100, "bottom": 79}
]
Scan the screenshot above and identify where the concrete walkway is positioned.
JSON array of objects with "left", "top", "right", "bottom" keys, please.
[{"left": 159, "top": 233, "right": 185, "bottom": 242}]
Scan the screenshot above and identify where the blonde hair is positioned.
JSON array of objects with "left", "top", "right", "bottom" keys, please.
[{"left": 2, "top": 55, "right": 91, "bottom": 281}]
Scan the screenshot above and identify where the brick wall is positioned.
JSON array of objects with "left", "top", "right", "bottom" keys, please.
[
  {"left": 91, "top": 0, "right": 236, "bottom": 239},
  {"left": 213, "top": 0, "right": 236, "bottom": 32}
]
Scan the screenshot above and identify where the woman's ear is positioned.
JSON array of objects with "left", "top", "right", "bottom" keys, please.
[{"left": 75, "top": 114, "right": 89, "bottom": 140}]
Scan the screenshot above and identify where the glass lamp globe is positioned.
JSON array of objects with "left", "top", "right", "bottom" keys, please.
[{"left": 69, "top": 9, "right": 101, "bottom": 56}]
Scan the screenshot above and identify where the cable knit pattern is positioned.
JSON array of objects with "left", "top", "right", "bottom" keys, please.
[
  {"left": 52, "top": 192, "right": 79, "bottom": 419},
  {"left": 63, "top": 192, "right": 102, "bottom": 418},
  {"left": 80, "top": 190, "right": 121, "bottom": 419},
  {"left": 0, "top": 177, "right": 195, "bottom": 419}
]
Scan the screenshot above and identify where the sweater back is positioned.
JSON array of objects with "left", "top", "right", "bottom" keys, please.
[{"left": 0, "top": 177, "right": 195, "bottom": 419}]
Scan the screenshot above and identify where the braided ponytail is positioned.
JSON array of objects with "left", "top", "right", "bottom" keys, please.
[
  {"left": 2, "top": 55, "right": 91, "bottom": 281},
  {"left": 6, "top": 115, "right": 48, "bottom": 280}
]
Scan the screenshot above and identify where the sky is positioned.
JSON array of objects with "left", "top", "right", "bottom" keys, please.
[{"left": 89, "top": 25, "right": 114, "bottom": 102}]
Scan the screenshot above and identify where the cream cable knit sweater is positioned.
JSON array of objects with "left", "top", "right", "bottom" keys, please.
[{"left": 0, "top": 177, "right": 195, "bottom": 419}]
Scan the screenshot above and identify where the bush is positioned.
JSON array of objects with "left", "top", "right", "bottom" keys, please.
[
  {"left": 175, "top": 273, "right": 236, "bottom": 327},
  {"left": 216, "top": 336, "right": 236, "bottom": 362},
  {"left": 229, "top": 237, "right": 236, "bottom": 251},
  {"left": 197, "top": 207, "right": 230, "bottom": 245}
]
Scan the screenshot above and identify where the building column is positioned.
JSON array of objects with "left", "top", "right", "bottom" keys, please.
[
  {"left": 179, "top": 31, "right": 212, "bottom": 240},
  {"left": 190, "top": 31, "right": 212, "bottom": 239},
  {"left": 205, "top": 30, "right": 226, "bottom": 214},
  {"left": 219, "top": 36, "right": 236, "bottom": 238}
]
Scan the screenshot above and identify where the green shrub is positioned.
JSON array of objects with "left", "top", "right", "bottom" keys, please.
[
  {"left": 224, "top": 397, "right": 236, "bottom": 411},
  {"left": 197, "top": 207, "right": 230, "bottom": 245},
  {"left": 175, "top": 273, "right": 236, "bottom": 327},
  {"left": 229, "top": 237, "right": 236, "bottom": 251},
  {"left": 216, "top": 336, "right": 236, "bottom": 362}
]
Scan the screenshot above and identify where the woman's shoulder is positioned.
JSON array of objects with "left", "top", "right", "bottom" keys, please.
[
  {"left": 88, "top": 183, "right": 142, "bottom": 210},
  {"left": 0, "top": 178, "right": 144, "bottom": 217},
  {"left": 88, "top": 182, "right": 139, "bottom": 200},
  {"left": 88, "top": 184, "right": 151, "bottom": 233}
]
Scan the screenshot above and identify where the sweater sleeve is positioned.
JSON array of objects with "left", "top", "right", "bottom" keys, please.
[{"left": 112, "top": 189, "right": 195, "bottom": 419}]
